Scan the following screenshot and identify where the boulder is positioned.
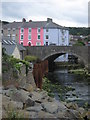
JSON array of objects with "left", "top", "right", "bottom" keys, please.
[
  {"left": 37, "top": 111, "right": 57, "bottom": 118},
  {"left": 26, "top": 105, "right": 43, "bottom": 112},
  {"left": 41, "top": 101, "right": 59, "bottom": 114},
  {"left": 20, "top": 83, "right": 33, "bottom": 92},
  {"left": 57, "top": 109, "right": 81, "bottom": 119},
  {"left": 29, "top": 91, "right": 43, "bottom": 102},
  {"left": 24, "top": 98, "right": 35, "bottom": 108},
  {"left": 9, "top": 89, "right": 29, "bottom": 103},
  {"left": 65, "top": 102, "right": 79, "bottom": 110}
]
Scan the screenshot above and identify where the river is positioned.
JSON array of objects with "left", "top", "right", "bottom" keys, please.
[{"left": 47, "top": 68, "right": 90, "bottom": 108}]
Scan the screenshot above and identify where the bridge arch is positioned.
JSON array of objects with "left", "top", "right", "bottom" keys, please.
[
  {"left": 42, "top": 51, "right": 85, "bottom": 66},
  {"left": 25, "top": 46, "right": 89, "bottom": 70}
]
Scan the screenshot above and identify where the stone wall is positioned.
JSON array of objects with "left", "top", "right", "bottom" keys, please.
[{"left": 2, "top": 64, "right": 36, "bottom": 88}]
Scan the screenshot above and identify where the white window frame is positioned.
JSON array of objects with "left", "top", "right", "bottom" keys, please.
[
  {"left": 28, "top": 34, "right": 31, "bottom": 40},
  {"left": 36, "top": 42, "right": 41, "bottom": 46},
  {"left": 28, "top": 28, "right": 31, "bottom": 33},
  {"left": 20, "top": 34, "right": 24, "bottom": 40},
  {"left": 37, "top": 28, "right": 40, "bottom": 33},
  {"left": 37, "top": 34, "right": 40, "bottom": 40},
  {"left": 20, "top": 28, "right": 24, "bottom": 33}
]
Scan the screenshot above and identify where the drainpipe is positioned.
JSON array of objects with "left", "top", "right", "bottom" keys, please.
[{"left": 58, "top": 29, "right": 59, "bottom": 45}]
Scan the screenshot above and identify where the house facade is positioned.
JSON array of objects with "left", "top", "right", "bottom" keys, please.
[{"left": 2, "top": 18, "right": 69, "bottom": 46}]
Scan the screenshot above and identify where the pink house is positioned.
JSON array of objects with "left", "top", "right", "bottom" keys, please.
[{"left": 19, "top": 20, "right": 44, "bottom": 46}]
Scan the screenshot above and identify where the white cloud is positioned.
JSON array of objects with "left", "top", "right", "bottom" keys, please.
[{"left": 1, "top": 0, "right": 89, "bottom": 27}]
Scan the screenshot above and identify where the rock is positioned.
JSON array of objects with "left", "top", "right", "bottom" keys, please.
[
  {"left": 29, "top": 91, "right": 42, "bottom": 102},
  {"left": 2, "top": 88, "right": 17, "bottom": 97},
  {"left": 78, "top": 107, "right": 86, "bottom": 115},
  {"left": 29, "top": 112, "right": 38, "bottom": 118},
  {"left": 86, "top": 111, "right": 90, "bottom": 120},
  {"left": 9, "top": 89, "right": 29, "bottom": 103},
  {"left": 57, "top": 109, "right": 82, "bottom": 119},
  {"left": 37, "top": 111, "right": 57, "bottom": 118},
  {"left": 20, "top": 83, "right": 33, "bottom": 92},
  {"left": 24, "top": 98, "right": 35, "bottom": 108},
  {"left": 65, "top": 102, "right": 79, "bottom": 110},
  {"left": 42, "top": 101, "right": 59, "bottom": 114},
  {"left": 26, "top": 105, "right": 43, "bottom": 112},
  {"left": 26, "top": 71, "right": 36, "bottom": 88},
  {"left": 8, "top": 101, "right": 23, "bottom": 110},
  {"left": 57, "top": 101, "right": 67, "bottom": 111}
]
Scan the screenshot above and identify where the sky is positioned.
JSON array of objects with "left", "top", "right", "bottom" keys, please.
[{"left": 0, "top": 0, "right": 89, "bottom": 27}]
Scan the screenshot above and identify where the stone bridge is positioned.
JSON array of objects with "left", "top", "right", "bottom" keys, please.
[{"left": 25, "top": 46, "right": 90, "bottom": 70}]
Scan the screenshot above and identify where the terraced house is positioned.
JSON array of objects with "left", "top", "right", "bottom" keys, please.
[{"left": 2, "top": 18, "right": 69, "bottom": 46}]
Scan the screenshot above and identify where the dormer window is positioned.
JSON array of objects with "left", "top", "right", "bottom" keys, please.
[
  {"left": 21, "top": 28, "right": 24, "bottom": 33},
  {"left": 38, "top": 28, "right": 40, "bottom": 33}
]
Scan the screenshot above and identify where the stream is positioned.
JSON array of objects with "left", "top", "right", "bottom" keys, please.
[{"left": 47, "top": 68, "right": 90, "bottom": 108}]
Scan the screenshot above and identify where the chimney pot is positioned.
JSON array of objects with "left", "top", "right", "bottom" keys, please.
[
  {"left": 47, "top": 18, "right": 52, "bottom": 22},
  {"left": 22, "top": 18, "right": 26, "bottom": 22}
]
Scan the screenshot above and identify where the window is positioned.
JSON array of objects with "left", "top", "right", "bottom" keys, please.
[
  {"left": 38, "top": 28, "right": 40, "bottom": 33},
  {"left": 28, "top": 28, "right": 31, "bottom": 33},
  {"left": 28, "top": 34, "right": 31, "bottom": 40},
  {"left": 21, "top": 34, "right": 24, "bottom": 40},
  {"left": 46, "top": 35, "right": 49, "bottom": 40},
  {"left": 12, "top": 34, "right": 15, "bottom": 41},
  {"left": 8, "top": 28, "right": 10, "bottom": 34},
  {"left": 46, "top": 29, "right": 49, "bottom": 32},
  {"left": 8, "top": 34, "right": 10, "bottom": 38},
  {"left": 36, "top": 42, "right": 41, "bottom": 46},
  {"left": 13, "top": 28, "right": 16, "bottom": 32},
  {"left": 21, "top": 28, "right": 24, "bottom": 33},
  {"left": 38, "top": 34, "right": 40, "bottom": 40},
  {"left": 46, "top": 42, "right": 48, "bottom": 46}
]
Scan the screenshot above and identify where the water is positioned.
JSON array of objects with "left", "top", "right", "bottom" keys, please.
[{"left": 47, "top": 68, "right": 90, "bottom": 107}]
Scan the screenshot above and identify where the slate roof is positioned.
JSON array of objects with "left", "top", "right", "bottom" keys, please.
[
  {"left": 3, "top": 19, "right": 68, "bottom": 30},
  {"left": 2, "top": 36, "right": 26, "bottom": 56}
]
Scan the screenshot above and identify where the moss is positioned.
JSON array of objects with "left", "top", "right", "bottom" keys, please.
[{"left": 42, "top": 77, "right": 74, "bottom": 100}]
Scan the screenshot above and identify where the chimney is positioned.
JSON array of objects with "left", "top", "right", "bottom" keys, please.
[
  {"left": 47, "top": 18, "right": 52, "bottom": 23},
  {"left": 22, "top": 18, "right": 26, "bottom": 22},
  {"left": 29, "top": 20, "right": 32, "bottom": 22}
]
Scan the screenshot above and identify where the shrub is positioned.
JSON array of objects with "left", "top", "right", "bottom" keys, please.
[{"left": 24, "top": 55, "right": 38, "bottom": 63}]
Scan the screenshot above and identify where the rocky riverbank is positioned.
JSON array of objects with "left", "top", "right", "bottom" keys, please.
[{"left": 1, "top": 82, "right": 90, "bottom": 119}]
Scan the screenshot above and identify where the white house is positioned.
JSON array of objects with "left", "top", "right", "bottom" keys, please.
[{"left": 44, "top": 18, "right": 69, "bottom": 46}]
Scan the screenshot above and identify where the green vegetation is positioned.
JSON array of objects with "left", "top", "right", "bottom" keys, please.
[
  {"left": 24, "top": 55, "right": 38, "bottom": 62},
  {"left": 2, "top": 48, "right": 29, "bottom": 74},
  {"left": 69, "top": 68, "right": 88, "bottom": 75},
  {"left": 73, "top": 41, "right": 85, "bottom": 46},
  {"left": 69, "top": 27, "right": 89, "bottom": 36},
  {"left": 42, "top": 77, "right": 75, "bottom": 100}
]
